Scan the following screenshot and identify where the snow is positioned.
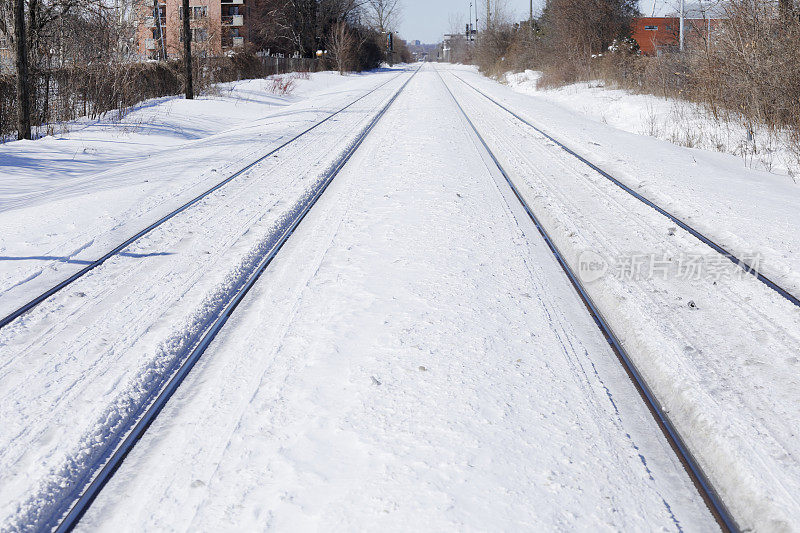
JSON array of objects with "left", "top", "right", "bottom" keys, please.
[
  {"left": 486, "top": 66, "right": 800, "bottom": 304},
  {"left": 506, "top": 69, "right": 799, "bottom": 178},
  {"left": 77, "top": 67, "right": 713, "bottom": 530},
  {"left": 0, "top": 68, "right": 412, "bottom": 531},
  {"left": 0, "top": 62, "right": 798, "bottom": 531},
  {"left": 0, "top": 70, "right": 401, "bottom": 318},
  {"left": 442, "top": 64, "right": 800, "bottom": 530}
]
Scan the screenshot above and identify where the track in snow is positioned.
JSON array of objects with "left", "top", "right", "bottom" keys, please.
[
  {"left": 46, "top": 66, "right": 421, "bottom": 533},
  {"left": 0, "top": 71, "right": 405, "bottom": 332},
  {"left": 448, "top": 72, "right": 800, "bottom": 311},
  {"left": 435, "top": 66, "right": 738, "bottom": 533}
]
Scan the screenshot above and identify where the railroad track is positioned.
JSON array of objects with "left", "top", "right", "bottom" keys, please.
[
  {"left": 38, "top": 66, "right": 420, "bottom": 533},
  {"left": 433, "top": 65, "right": 739, "bottom": 533},
  {"left": 0, "top": 69, "right": 408, "bottom": 332},
  {"left": 448, "top": 71, "right": 800, "bottom": 311}
]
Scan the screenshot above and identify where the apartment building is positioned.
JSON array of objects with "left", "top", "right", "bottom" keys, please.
[{"left": 138, "top": 0, "right": 248, "bottom": 58}]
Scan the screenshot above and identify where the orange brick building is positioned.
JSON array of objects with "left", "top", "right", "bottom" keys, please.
[
  {"left": 632, "top": 16, "right": 722, "bottom": 55},
  {"left": 137, "top": 0, "right": 248, "bottom": 58},
  {"left": 632, "top": 17, "right": 679, "bottom": 55}
]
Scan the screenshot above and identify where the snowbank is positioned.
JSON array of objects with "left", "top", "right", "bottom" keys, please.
[{"left": 506, "top": 69, "right": 799, "bottom": 178}]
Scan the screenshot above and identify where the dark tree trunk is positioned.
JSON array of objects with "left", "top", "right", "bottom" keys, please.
[
  {"left": 14, "top": 0, "right": 32, "bottom": 140},
  {"left": 182, "top": 0, "right": 193, "bottom": 99}
]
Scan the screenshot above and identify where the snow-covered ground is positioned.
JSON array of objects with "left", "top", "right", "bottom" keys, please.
[
  {"left": 0, "top": 69, "right": 401, "bottom": 318},
  {"left": 0, "top": 67, "right": 413, "bottom": 530},
  {"left": 506, "top": 69, "right": 800, "bottom": 178},
  {"left": 1, "top": 62, "right": 799, "bottom": 531},
  {"left": 78, "top": 67, "right": 714, "bottom": 531},
  {"left": 442, "top": 64, "right": 800, "bottom": 530}
]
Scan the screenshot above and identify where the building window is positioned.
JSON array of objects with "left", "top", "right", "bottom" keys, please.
[
  {"left": 180, "top": 6, "right": 208, "bottom": 19},
  {"left": 644, "top": 25, "right": 658, "bottom": 30},
  {"left": 181, "top": 28, "right": 209, "bottom": 42}
]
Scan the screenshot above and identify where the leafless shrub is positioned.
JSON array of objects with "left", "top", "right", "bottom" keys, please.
[{"left": 267, "top": 75, "right": 296, "bottom": 94}]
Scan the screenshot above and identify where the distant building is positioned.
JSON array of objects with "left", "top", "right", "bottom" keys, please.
[
  {"left": 632, "top": 17, "right": 679, "bottom": 55},
  {"left": 137, "top": 0, "right": 248, "bottom": 59},
  {"left": 632, "top": 15, "right": 723, "bottom": 55},
  {"left": 632, "top": 3, "right": 726, "bottom": 56}
]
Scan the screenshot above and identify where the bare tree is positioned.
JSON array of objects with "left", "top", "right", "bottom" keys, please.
[
  {"left": 543, "top": 0, "right": 637, "bottom": 59},
  {"left": 364, "top": 0, "right": 398, "bottom": 32},
  {"left": 328, "top": 19, "right": 354, "bottom": 72}
]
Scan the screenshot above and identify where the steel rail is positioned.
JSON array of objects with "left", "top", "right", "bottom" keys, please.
[
  {"left": 434, "top": 66, "right": 739, "bottom": 533},
  {"left": 50, "top": 66, "right": 420, "bottom": 533},
  {"left": 449, "top": 71, "right": 800, "bottom": 310},
  {"left": 0, "top": 69, "right": 408, "bottom": 332}
]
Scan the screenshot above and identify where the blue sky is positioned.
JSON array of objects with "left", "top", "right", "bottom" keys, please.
[{"left": 398, "top": 0, "right": 536, "bottom": 43}]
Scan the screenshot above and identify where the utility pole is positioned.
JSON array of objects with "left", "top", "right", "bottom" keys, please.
[
  {"left": 530, "top": 0, "right": 533, "bottom": 24},
  {"left": 14, "top": 0, "right": 31, "bottom": 140},
  {"left": 182, "top": 0, "right": 193, "bottom": 99},
  {"left": 679, "top": 0, "right": 685, "bottom": 52},
  {"left": 485, "top": 0, "right": 490, "bottom": 30}
]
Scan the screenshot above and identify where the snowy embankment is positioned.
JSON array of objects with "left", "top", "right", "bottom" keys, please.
[
  {"left": 0, "top": 70, "right": 393, "bottom": 318},
  {"left": 506, "top": 69, "right": 799, "bottom": 178},
  {"left": 0, "top": 68, "right": 410, "bottom": 531}
]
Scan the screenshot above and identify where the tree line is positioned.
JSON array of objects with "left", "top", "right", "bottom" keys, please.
[
  {"left": 459, "top": 0, "right": 800, "bottom": 170},
  {"left": 0, "top": 0, "right": 410, "bottom": 140}
]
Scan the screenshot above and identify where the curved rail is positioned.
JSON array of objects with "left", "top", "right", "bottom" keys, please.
[
  {"left": 449, "top": 71, "right": 800, "bottom": 310},
  {"left": 0, "top": 69, "right": 407, "bottom": 331},
  {"left": 49, "top": 67, "right": 420, "bottom": 533},
  {"left": 434, "top": 66, "right": 739, "bottom": 533}
]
